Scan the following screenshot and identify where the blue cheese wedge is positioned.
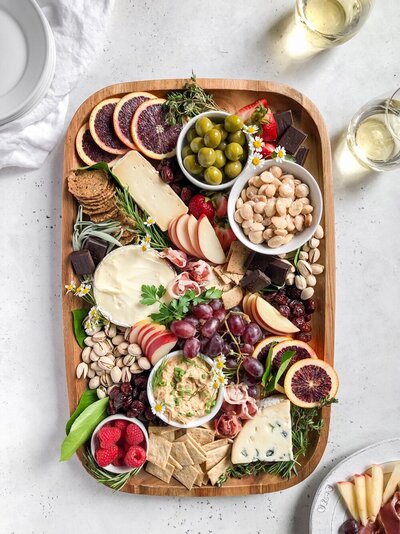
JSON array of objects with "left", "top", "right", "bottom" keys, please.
[
  {"left": 112, "top": 150, "right": 188, "bottom": 231},
  {"left": 231, "top": 395, "right": 293, "bottom": 464}
]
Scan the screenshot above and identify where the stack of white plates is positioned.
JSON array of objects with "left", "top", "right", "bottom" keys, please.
[{"left": 0, "top": 0, "right": 56, "bottom": 126}]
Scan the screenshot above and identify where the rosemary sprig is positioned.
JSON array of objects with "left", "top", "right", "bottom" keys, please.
[
  {"left": 216, "top": 398, "right": 338, "bottom": 486},
  {"left": 72, "top": 206, "right": 125, "bottom": 251},
  {"left": 163, "top": 74, "right": 220, "bottom": 126},
  {"left": 115, "top": 188, "right": 169, "bottom": 250},
  {"left": 82, "top": 446, "right": 141, "bottom": 491}
]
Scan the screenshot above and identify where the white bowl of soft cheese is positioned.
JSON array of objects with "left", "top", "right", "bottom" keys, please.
[{"left": 93, "top": 245, "right": 175, "bottom": 327}]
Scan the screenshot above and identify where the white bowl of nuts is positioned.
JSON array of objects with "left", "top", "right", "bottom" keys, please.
[{"left": 227, "top": 160, "right": 323, "bottom": 255}]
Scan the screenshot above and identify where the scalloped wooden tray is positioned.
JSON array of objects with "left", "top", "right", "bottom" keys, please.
[{"left": 62, "top": 78, "right": 335, "bottom": 496}]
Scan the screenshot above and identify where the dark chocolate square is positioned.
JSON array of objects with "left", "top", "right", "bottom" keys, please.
[
  {"left": 278, "top": 125, "right": 308, "bottom": 155},
  {"left": 70, "top": 249, "right": 95, "bottom": 275},
  {"left": 240, "top": 270, "right": 271, "bottom": 292},
  {"left": 264, "top": 258, "right": 290, "bottom": 286},
  {"left": 275, "top": 110, "right": 293, "bottom": 138},
  {"left": 84, "top": 236, "right": 108, "bottom": 266},
  {"left": 295, "top": 146, "right": 309, "bottom": 167}
]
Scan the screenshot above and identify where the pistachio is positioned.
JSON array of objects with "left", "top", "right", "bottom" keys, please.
[
  {"left": 89, "top": 376, "right": 100, "bottom": 390},
  {"left": 84, "top": 337, "right": 94, "bottom": 347},
  {"left": 302, "top": 243, "right": 311, "bottom": 252},
  {"left": 100, "top": 373, "right": 113, "bottom": 387},
  {"left": 138, "top": 357, "right": 151, "bottom": 370},
  {"left": 286, "top": 272, "right": 295, "bottom": 285},
  {"left": 96, "top": 387, "right": 107, "bottom": 399},
  {"left": 121, "top": 367, "right": 132, "bottom": 382},
  {"left": 92, "top": 331, "right": 106, "bottom": 342},
  {"left": 314, "top": 225, "right": 324, "bottom": 240},
  {"left": 98, "top": 355, "right": 115, "bottom": 371},
  {"left": 90, "top": 351, "right": 99, "bottom": 362},
  {"left": 295, "top": 274, "right": 307, "bottom": 290},
  {"left": 297, "top": 259, "right": 312, "bottom": 277},
  {"left": 301, "top": 287, "right": 315, "bottom": 300},
  {"left": 306, "top": 274, "right": 317, "bottom": 287},
  {"left": 112, "top": 334, "right": 125, "bottom": 346},
  {"left": 90, "top": 361, "right": 101, "bottom": 372},
  {"left": 308, "top": 248, "right": 320, "bottom": 263},
  {"left": 76, "top": 362, "right": 89, "bottom": 379},
  {"left": 104, "top": 323, "right": 117, "bottom": 338},
  {"left": 93, "top": 341, "right": 109, "bottom": 357},
  {"left": 110, "top": 366, "right": 122, "bottom": 384},
  {"left": 130, "top": 362, "right": 142, "bottom": 374},
  {"left": 311, "top": 263, "right": 324, "bottom": 275},
  {"left": 116, "top": 341, "right": 129, "bottom": 356},
  {"left": 123, "top": 354, "right": 136, "bottom": 366},
  {"left": 128, "top": 343, "right": 142, "bottom": 356},
  {"left": 309, "top": 237, "right": 320, "bottom": 249},
  {"left": 81, "top": 346, "right": 92, "bottom": 364},
  {"left": 299, "top": 251, "right": 309, "bottom": 261},
  {"left": 87, "top": 368, "right": 96, "bottom": 379},
  {"left": 116, "top": 357, "right": 125, "bottom": 368}
]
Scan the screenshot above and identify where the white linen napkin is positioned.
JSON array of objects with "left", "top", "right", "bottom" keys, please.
[{"left": 0, "top": 0, "right": 114, "bottom": 170}]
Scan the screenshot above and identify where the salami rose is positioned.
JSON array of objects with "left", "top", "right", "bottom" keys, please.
[
  {"left": 214, "top": 413, "right": 242, "bottom": 439},
  {"left": 160, "top": 247, "right": 187, "bottom": 268},
  {"left": 166, "top": 272, "right": 201, "bottom": 299},
  {"left": 185, "top": 260, "right": 213, "bottom": 284}
]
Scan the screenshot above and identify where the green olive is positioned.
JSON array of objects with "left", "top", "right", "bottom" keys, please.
[
  {"left": 181, "top": 145, "right": 194, "bottom": 159},
  {"left": 186, "top": 127, "right": 197, "bottom": 143},
  {"left": 190, "top": 137, "right": 205, "bottom": 153},
  {"left": 204, "top": 128, "right": 222, "bottom": 149},
  {"left": 197, "top": 147, "right": 216, "bottom": 167},
  {"left": 214, "top": 149, "right": 227, "bottom": 169},
  {"left": 224, "top": 114, "right": 244, "bottom": 133},
  {"left": 228, "top": 130, "right": 246, "bottom": 146},
  {"left": 217, "top": 140, "right": 228, "bottom": 152},
  {"left": 225, "top": 142, "right": 244, "bottom": 161},
  {"left": 213, "top": 123, "right": 228, "bottom": 141},
  {"left": 224, "top": 160, "right": 243, "bottom": 179},
  {"left": 184, "top": 155, "right": 203, "bottom": 175},
  {"left": 239, "top": 148, "right": 248, "bottom": 162},
  {"left": 204, "top": 166, "right": 223, "bottom": 185},
  {"left": 195, "top": 116, "right": 214, "bottom": 136}
]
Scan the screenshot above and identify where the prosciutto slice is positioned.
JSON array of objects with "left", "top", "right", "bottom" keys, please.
[
  {"left": 185, "top": 260, "right": 213, "bottom": 284},
  {"left": 160, "top": 248, "right": 187, "bottom": 268},
  {"left": 214, "top": 413, "right": 242, "bottom": 439},
  {"left": 377, "top": 491, "right": 400, "bottom": 534},
  {"left": 166, "top": 272, "right": 201, "bottom": 299},
  {"left": 222, "top": 384, "right": 258, "bottom": 420}
]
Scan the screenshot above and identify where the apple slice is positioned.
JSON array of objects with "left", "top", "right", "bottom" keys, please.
[
  {"left": 168, "top": 218, "right": 184, "bottom": 251},
  {"left": 242, "top": 294, "right": 251, "bottom": 316},
  {"left": 354, "top": 474, "right": 368, "bottom": 526},
  {"left": 337, "top": 481, "right": 360, "bottom": 522},
  {"left": 247, "top": 294, "right": 259, "bottom": 322},
  {"left": 128, "top": 319, "right": 150, "bottom": 344},
  {"left": 141, "top": 324, "right": 166, "bottom": 352},
  {"left": 367, "top": 465, "right": 384, "bottom": 520},
  {"left": 187, "top": 214, "right": 206, "bottom": 259},
  {"left": 383, "top": 463, "right": 400, "bottom": 504},
  {"left": 252, "top": 296, "right": 299, "bottom": 334},
  {"left": 175, "top": 214, "right": 198, "bottom": 257},
  {"left": 196, "top": 214, "right": 226, "bottom": 265},
  {"left": 137, "top": 323, "right": 159, "bottom": 346},
  {"left": 146, "top": 331, "right": 178, "bottom": 364}
]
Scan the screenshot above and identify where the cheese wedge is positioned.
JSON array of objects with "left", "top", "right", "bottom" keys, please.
[{"left": 112, "top": 150, "right": 188, "bottom": 231}]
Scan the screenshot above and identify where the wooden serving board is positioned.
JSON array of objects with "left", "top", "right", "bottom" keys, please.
[{"left": 62, "top": 78, "right": 335, "bottom": 496}]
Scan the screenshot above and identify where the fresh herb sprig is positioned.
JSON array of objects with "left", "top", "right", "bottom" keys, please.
[
  {"left": 116, "top": 188, "right": 169, "bottom": 250},
  {"left": 72, "top": 206, "right": 124, "bottom": 251},
  {"left": 140, "top": 285, "right": 223, "bottom": 326},
  {"left": 163, "top": 74, "right": 219, "bottom": 126},
  {"left": 261, "top": 349, "right": 295, "bottom": 394},
  {"left": 216, "top": 398, "right": 338, "bottom": 486},
  {"left": 83, "top": 446, "right": 141, "bottom": 491}
]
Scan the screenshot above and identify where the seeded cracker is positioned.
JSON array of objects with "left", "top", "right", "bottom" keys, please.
[
  {"left": 147, "top": 435, "right": 172, "bottom": 469},
  {"left": 146, "top": 461, "right": 175, "bottom": 484},
  {"left": 222, "top": 286, "right": 243, "bottom": 309},
  {"left": 226, "top": 240, "right": 251, "bottom": 275},
  {"left": 67, "top": 169, "right": 109, "bottom": 199},
  {"left": 173, "top": 465, "right": 199, "bottom": 491},
  {"left": 170, "top": 442, "right": 193, "bottom": 467}
]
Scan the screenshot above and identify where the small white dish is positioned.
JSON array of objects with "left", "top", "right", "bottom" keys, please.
[
  {"left": 0, "top": 0, "right": 56, "bottom": 126},
  {"left": 227, "top": 159, "right": 323, "bottom": 255},
  {"left": 90, "top": 414, "right": 149, "bottom": 475},
  {"left": 176, "top": 110, "right": 251, "bottom": 192},
  {"left": 147, "top": 350, "right": 224, "bottom": 429}
]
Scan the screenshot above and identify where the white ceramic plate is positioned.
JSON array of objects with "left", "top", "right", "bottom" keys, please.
[
  {"left": 309, "top": 438, "right": 400, "bottom": 533},
  {"left": 0, "top": 0, "right": 56, "bottom": 125}
]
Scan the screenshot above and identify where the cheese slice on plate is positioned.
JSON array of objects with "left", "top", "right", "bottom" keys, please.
[
  {"left": 112, "top": 150, "right": 188, "bottom": 231},
  {"left": 231, "top": 395, "right": 293, "bottom": 464}
]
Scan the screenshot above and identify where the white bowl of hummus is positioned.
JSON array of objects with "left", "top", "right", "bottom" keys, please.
[{"left": 147, "top": 350, "right": 225, "bottom": 429}]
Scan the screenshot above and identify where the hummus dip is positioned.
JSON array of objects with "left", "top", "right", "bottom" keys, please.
[{"left": 152, "top": 355, "right": 218, "bottom": 424}]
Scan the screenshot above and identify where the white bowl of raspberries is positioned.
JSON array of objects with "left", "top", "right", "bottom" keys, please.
[{"left": 90, "top": 414, "right": 149, "bottom": 474}]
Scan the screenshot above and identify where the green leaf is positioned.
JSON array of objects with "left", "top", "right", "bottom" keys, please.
[
  {"left": 261, "top": 341, "right": 278, "bottom": 387},
  {"left": 293, "top": 247, "right": 302, "bottom": 267},
  {"left": 60, "top": 397, "right": 109, "bottom": 461},
  {"left": 264, "top": 350, "right": 295, "bottom": 394},
  {"left": 72, "top": 309, "right": 88, "bottom": 349},
  {"left": 140, "top": 285, "right": 159, "bottom": 306},
  {"left": 65, "top": 389, "right": 98, "bottom": 435}
]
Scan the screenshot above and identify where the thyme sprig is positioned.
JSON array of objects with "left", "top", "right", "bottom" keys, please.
[{"left": 163, "top": 74, "right": 220, "bottom": 126}]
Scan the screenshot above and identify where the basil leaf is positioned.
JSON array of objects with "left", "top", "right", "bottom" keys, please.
[
  {"left": 264, "top": 350, "right": 295, "bottom": 394},
  {"left": 65, "top": 389, "right": 98, "bottom": 435},
  {"left": 261, "top": 341, "right": 278, "bottom": 387},
  {"left": 72, "top": 309, "right": 88, "bottom": 349},
  {"left": 60, "top": 397, "right": 109, "bottom": 461}
]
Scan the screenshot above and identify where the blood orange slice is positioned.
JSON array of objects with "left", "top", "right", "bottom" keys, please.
[
  {"left": 284, "top": 358, "right": 339, "bottom": 408},
  {"left": 271, "top": 340, "right": 317, "bottom": 393},
  {"left": 75, "top": 123, "right": 121, "bottom": 167},
  {"left": 113, "top": 92, "right": 157, "bottom": 149},
  {"left": 89, "top": 98, "right": 130, "bottom": 155},
  {"left": 131, "top": 98, "right": 182, "bottom": 160}
]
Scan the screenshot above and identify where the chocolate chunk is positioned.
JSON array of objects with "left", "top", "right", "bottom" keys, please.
[
  {"left": 244, "top": 251, "right": 268, "bottom": 272},
  {"left": 278, "top": 125, "right": 307, "bottom": 155},
  {"left": 275, "top": 110, "right": 293, "bottom": 138},
  {"left": 70, "top": 249, "right": 95, "bottom": 275},
  {"left": 83, "top": 236, "right": 108, "bottom": 266},
  {"left": 295, "top": 146, "right": 309, "bottom": 167},
  {"left": 240, "top": 270, "right": 271, "bottom": 292},
  {"left": 264, "top": 258, "right": 290, "bottom": 286}
]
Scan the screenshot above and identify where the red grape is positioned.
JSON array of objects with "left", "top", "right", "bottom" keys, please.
[
  {"left": 213, "top": 309, "right": 226, "bottom": 322},
  {"left": 192, "top": 303, "right": 213, "bottom": 320},
  {"left": 209, "top": 299, "right": 223, "bottom": 311},
  {"left": 185, "top": 316, "right": 200, "bottom": 329},
  {"left": 241, "top": 343, "right": 254, "bottom": 355},
  {"left": 206, "top": 334, "right": 224, "bottom": 356},
  {"left": 221, "top": 341, "right": 230, "bottom": 356},
  {"left": 225, "top": 356, "right": 238, "bottom": 369},
  {"left": 227, "top": 314, "right": 246, "bottom": 336},
  {"left": 199, "top": 336, "right": 209, "bottom": 352},
  {"left": 170, "top": 320, "right": 196, "bottom": 339},
  {"left": 242, "top": 356, "right": 264, "bottom": 379},
  {"left": 247, "top": 385, "right": 259, "bottom": 398},
  {"left": 201, "top": 318, "right": 220, "bottom": 338},
  {"left": 242, "top": 372, "right": 259, "bottom": 386},
  {"left": 183, "top": 337, "right": 200, "bottom": 358},
  {"left": 242, "top": 323, "right": 262, "bottom": 345}
]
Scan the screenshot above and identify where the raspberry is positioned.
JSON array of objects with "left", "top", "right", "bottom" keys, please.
[
  {"left": 98, "top": 426, "right": 121, "bottom": 448},
  {"left": 126, "top": 423, "right": 144, "bottom": 446},
  {"left": 114, "top": 420, "right": 129, "bottom": 432},
  {"left": 124, "top": 446, "right": 146, "bottom": 468},
  {"left": 112, "top": 447, "right": 125, "bottom": 467},
  {"left": 96, "top": 445, "right": 119, "bottom": 467}
]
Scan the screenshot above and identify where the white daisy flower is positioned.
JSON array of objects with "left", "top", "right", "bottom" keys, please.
[
  {"left": 76, "top": 282, "right": 91, "bottom": 297},
  {"left": 214, "top": 355, "right": 226, "bottom": 371},
  {"left": 151, "top": 401, "right": 165, "bottom": 416},
  {"left": 274, "top": 145, "right": 286, "bottom": 163},
  {"left": 243, "top": 124, "right": 259, "bottom": 135},
  {"left": 144, "top": 216, "right": 156, "bottom": 227},
  {"left": 249, "top": 136, "right": 265, "bottom": 153},
  {"left": 65, "top": 280, "right": 76, "bottom": 294},
  {"left": 250, "top": 154, "right": 264, "bottom": 168}
]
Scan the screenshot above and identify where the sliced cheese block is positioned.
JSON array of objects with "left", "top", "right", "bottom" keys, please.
[
  {"left": 231, "top": 395, "right": 293, "bottom": 464},
  {"left": 112, "top": 150, "right": 188, "bottom": 231},
  {"left": 196, "top": 214, "right": 226, "bottom": 265}
]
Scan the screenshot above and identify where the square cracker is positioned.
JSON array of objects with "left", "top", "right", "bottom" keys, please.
[
  {"left": 204, "top": 439, "right": 230, "bottom": 452},
  {"left": 213, "top": 265, "right": 231, "bottom": 285},
  {"left": 173, "top": 465, "right": 199, "bottom": 491},
  {"left": 146, "top": 461, "right": 175, "bottom": 484},
  {"left": 186, "top": 428, "right": 215, "bottom": 445},
  {"left": 205, "top": 444, "right": 231, "bottom": 471},
  {"left": 148, "top": 426, "right": 176, "bottom": 442},
  {"left": 222, "top": 286, "right": 243, "bottom": 309},
  {"left": 170, "top": 441, "right": 193, "bottom": 466},
  {"left": 175, "top": 435, "right": 206, "bottom": 464},
  {"left": 169, "top": 456, "right": 183, "bottom": 471},
  {"left": 208, "top": 457, "right": 233, "bottom": 486},
  {"left": 147, "top": 435, "right": 172, "bottom": 469},
  {"left": 226, "top": 241, "right": 251, "bottom": 275}
]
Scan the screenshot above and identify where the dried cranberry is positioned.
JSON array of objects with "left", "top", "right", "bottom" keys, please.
[
  {"left": 279, "top": 305, "right": 291, "bottom": 318},
  {"left": 171, "top": 183, "right": 182, "bottom": 195},
  {"left": 108, "top": 399, "right": 117, "bottom": 415},
  {"left": 122, "top": 395, "right": 133, "bottom": 410},
  {"left": 300, "top": 322, "right": 312, "bottom": 333},
  {"left": 114, "top": 392, "right": 125, "bottom": 410},
  {"left": 109, "top": 386, "right": 120, "bottom": 399},
  {"left": 292, "top": 316, "right": 305, "bottom": 328},
  {"left": 131, "top": 400, "right": 145, "bottom": 414},
  {"left": 126, "top": 409, "right": 138, "bottom": 418},
  {"left": 304, "top": 314, "right": 312, "bottom": 322},
  {"left": 265, "top": 291, "right": 277, "bottom": 301},
  {"left": 134, "top": 375, "right": 148, "bottom": 389},
  {"left": 274, "top": 293, "right": 289, "bottom": 305},
  {"left": 145, "top": 408, "right": 156, "bottom": 421},
  {"left": 295, "top": 331, "right": 312, "bottom": 342},
  {"left": 181, "top": 187, "right": 193, "bottom": 202},
  {"left": 138, "top": 390, "right": 148, "bottom": 403},
  {"left": 292, "top": 303, "right": 305, "bottom": 317},
  {"left": 120, "top": 383, "right": 132, "bottom": 395},
  {"left": 131, "top": 386, "right": 140, "bottom": 399},
  {"left": 304, "top": 298, "right": 316, "bottom": 313},
  {"left": 286, "top": 286, "right": 301, "bottom": 300},
  {"left": 159, "top": 165, "right": 174, "bottom": 184},
  {"left": 137, "top": 413, "right": 147, "bottom": 423}
]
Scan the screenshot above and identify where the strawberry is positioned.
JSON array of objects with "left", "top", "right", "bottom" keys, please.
[
  {"left": 124, "top": 445, "right": 147, "bottom": 468},
  {"left": 125, "top": 423, "right": 144, "bottom": 446},
  {"left": 237, "top": 98, "right": 269, "bottom": 124},
  {"left": 96, "top": 444, "right": 119, "bottom": 467},
  {"left": 262, "top": 142, "right": 276, "bottom": 158},
  {"left": 98, "top": 426, "right": 121, "bottom": 448},
  {"left": 188, "top": 194, "right": 215, "bottom": 221},
  {"left": 211, "top": 193, "right": 228, "bottom": 218},
  {"left": 214, "top": 223, "right": 237, "bottom": 251},
  {"left": 260, "top": 109, "right": 278, "bottom": 142}
]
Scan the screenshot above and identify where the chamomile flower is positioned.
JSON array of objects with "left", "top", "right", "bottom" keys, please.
[
  {"left": 251, "top": 154, "right": 263, "bottom": 168},
  {"left": 76, "top": 282, "right": 91, "bottom": 297},
  {"left": 274, "top": 145, "right": 286, "bottom": 163},
  {"left": 214, "top": 355, "right": 226, "bottom": 371},
  {"left": 151, "top": 401, "right": 165, "bottom": 416},
  {"left": 243, "top": 124, "right": 259, "bottom": 135},
  {"left": 140, "top": 240, "right": 150, "bottom": 252},
  {"left": 65, "top": 280, "right": 76, "bottom": 294},
  {"left": 88, "top": 306, "right": 101, "bottom": 320},
  {"left": 249, "top": 136, "right": 264, "bottom": 153},
  {"left": 143, "top": 234, "right": 151, "bottom": 244},
  {"left": 210, "top": 378, "right": 221, "bottom": 391},
  {"left": 215, "top": 373, "right": 228, "bottom": 386},
  {"left": 144, "top": 216, "right": 156, "bottom": 227}
]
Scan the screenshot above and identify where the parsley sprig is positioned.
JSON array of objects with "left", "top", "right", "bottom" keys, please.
[{"left": 140, "top": 285, "right": 223, "bottom": 327}]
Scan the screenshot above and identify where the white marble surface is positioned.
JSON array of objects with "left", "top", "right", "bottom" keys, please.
[{"left": 1, "top": 1, "right": 399, "bottom": 533}]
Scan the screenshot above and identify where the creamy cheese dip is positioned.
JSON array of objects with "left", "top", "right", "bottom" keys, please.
[{"left": 93, "top": 246, "right": 175, "bottom": 326}]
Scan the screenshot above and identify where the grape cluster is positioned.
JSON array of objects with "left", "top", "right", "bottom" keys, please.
[
  {"left": 265, "top": 286, "right": 316, "bottom": 342},
  {"left": 108, "top": 373, "right": 157, "bottom": 424},
  {"left": 157, "top": 158, "right": 195, "bottom": 204}
]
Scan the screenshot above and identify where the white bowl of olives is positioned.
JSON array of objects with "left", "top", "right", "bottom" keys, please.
[{"left": 176, "top": 111, "right": 251, "bottom": 191}]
